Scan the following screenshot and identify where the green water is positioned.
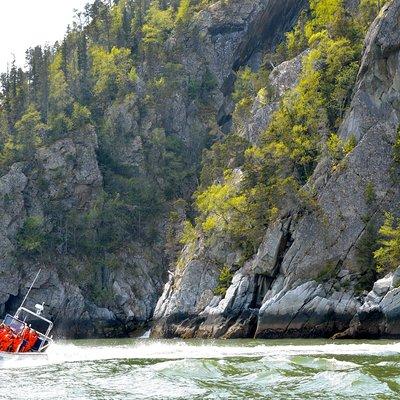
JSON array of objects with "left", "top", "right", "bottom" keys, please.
[{"left": 1, "top": 339, "right": 400, "bottom": 399}]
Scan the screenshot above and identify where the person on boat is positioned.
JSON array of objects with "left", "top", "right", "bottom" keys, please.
[
  {"left": 0, "top": 330, "right": 14, "bottom": 352},
  {"left": 0, "top": 324, "right": 11, "bottom": 344},
  {"left": 19, "top": 325, "right": 31, "bottom": 352},
  {"left": 0, "top": 326, "right": 7, "bottom": 350},
  {"left": 0, "top": 324, "right": 8, "bottom": 343},
  {"left": 11, "top": 332, "right": 24, "bottom": 353},
  {"left": 0, "top": 323, "right": 8, "bottom": 337},
  {"left": 23, "top": 329, "right": 39, "bottom": 353}
]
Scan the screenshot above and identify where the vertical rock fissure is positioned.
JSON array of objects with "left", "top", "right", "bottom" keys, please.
[{"left": 251, "top": 219, "right": 294, "bottom": 309}]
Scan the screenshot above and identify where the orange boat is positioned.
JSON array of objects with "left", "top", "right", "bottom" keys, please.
[{"left": 0, "top": 270, "right": 53, "bottom": 362}]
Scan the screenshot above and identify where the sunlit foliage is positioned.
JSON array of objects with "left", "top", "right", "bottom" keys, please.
[{"left": 374, "top": 213, "right": 400, "bottom": 273}]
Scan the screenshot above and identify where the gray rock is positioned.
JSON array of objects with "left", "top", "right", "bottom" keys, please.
[
  {"left": 336, "top": 284, "right": 400, "bottom": 339},
  {"left": 373, "top": 274, "right": 393, "bottom": 297},
  {"left": 252, "top": 219, "right": 291, "bottom": 277},
  {"left": 203, "top": 271, "right": 255, "bottom": 317},
  {"left": 256, "top": 282, "right": 359, "bottom": 338},
  {"left": 337, "top": 270, "right": 350, "bottom": 279},
  {"left": 391, "top": 267, "right": 400, "bottom": 289},
  {"left": 36, "top": 127, "right": 102, "bottom": 209},
  {"left": 269, "top": 50, "right": 307, "bottom": 98},
  {"left": 153, "top": 241, "right": 220, "bottom": 321},
  {"left": 241, "top": 50, "right": 307, "bottom": 144}
]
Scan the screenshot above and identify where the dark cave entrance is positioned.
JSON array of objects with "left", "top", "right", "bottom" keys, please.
[{"left": 3, "top": 293, "right": 22, "bottom": 317}]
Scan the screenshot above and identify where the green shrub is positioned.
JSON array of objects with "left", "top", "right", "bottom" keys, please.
[
  {"left": 180, "top": 221, "right": 197, "bottom": 245},
  {"left": 359, "top": 0, "right": 390, "bottom": 30},
  {"left": 214, "top": 265, "right": 233, "bottom": 297},
  {"left": 200, "top": 134, "right": 249, "bottom": 187},
  {"left": 364, "top": 182, "right": 376, "bottom": 206},
  {"left": 17, "top": 216, "right": 46, "bottom": 254},
  {"left": 343, "top": 135, "right": 357, "bottom": 155},
  {"left": 71, "top": 103, "right": 92, "bottom": 130},
  {"left": 316, "top": 261, "right": 338, "bottom": 283},
  {"left": 176, "top": 0, "right": 191, "bottom": 25},
  {"left": 232, "top": 67, "right": 270, "bottom": 125},
  {"left": 188, "top": 79, "right": 202, "bottom": 99},
  {"left": 142, "top": 3, "right": 174, "bottom": 45},
  {"left": 374, "top": 213, "right": 400, "bottom": 273},
  {"left": 327, "top": 133, "right": 357, "bottom": 165}
]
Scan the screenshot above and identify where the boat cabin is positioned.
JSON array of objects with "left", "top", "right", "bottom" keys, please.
[{"left": 1, "top": 304, "right": 53, "bottom": 353}]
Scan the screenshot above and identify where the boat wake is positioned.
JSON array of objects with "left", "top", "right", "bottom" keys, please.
[
  {"left": 1, "top": 339, "right": 398, "bottom": 369},
  {"left": 1, "top": 339, "right": 400, "bottom": 399}
]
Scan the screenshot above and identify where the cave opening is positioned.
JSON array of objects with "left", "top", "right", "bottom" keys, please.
[
  {"left": 251, "top": 275, "right": 273, "bottom": 309},
  {"left": 3, "top": 293, "right": 22, "bottom": 317}
]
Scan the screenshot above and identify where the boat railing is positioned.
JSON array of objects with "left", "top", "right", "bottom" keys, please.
[
  {"left": 1, "top": 270, "right": 55, "bottom": 354},
  {"left": 14, "top": 306, "right": 54, "bottom": 352}
]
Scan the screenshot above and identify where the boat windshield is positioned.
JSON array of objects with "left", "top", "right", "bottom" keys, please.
[{"left": 3, "top": 315, "right": 25, "bottom": 334}]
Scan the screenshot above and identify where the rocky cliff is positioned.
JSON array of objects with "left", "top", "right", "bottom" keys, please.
[
  {"left": 0, "top": 128, "right": 165, "bottom": 337},
  {"left": 152, "top": 0, "right": 400, "bottom": 339},
  {"left": 2, "top": 0, "right": 398, "bottom": 340},
  {"left": 0, "top": 0, "right": 307, "bottom": 337}
]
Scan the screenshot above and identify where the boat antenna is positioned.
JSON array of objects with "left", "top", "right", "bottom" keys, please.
[{"left": 19, "top": 269, "right": 42, "bottom": 309}]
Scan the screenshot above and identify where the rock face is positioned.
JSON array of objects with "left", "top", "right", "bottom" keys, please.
[
  {"left": 256, "top": 282, "right": 360, "bottom": 338},
  {"left": 241, "top": 50, "right": 306, "bottom": 144},
  {"left": 0, "top": 0, "right": 308, "bottom": 338},
  {"left": 159, "top": 0, "right": 308, "bottom": 144},
  {"left": 0, "top": 129, "right": 164, "bottom": 338},
  {"left": 4, "top": 0, "right": 398, "bottom": 340},
  {"left": 334, "top": 267, "right": 400, "bottom": 339},
  {"left": 152, "top": 46, "right": 309, "bottom": 339},
  {"left": 152, "top": 0, "right": 400, "bottom": 339}
]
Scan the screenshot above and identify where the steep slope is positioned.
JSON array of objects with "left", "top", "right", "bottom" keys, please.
[
  {"left": 0, "top": 0, "right": 306, "bottom": 337},
  {"left": 0, "top": 128, "right": 165, "bottom": 337},
  {"left": 152, "top": 0, "right": 400, "bottom": 339}
]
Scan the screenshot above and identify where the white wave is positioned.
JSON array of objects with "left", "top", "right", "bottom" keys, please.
[
  {"left": 138, "top": 329, "right": 152, "bottom": 339},
  {"left": 47, "top": 340, "right": 400, "bottom": 364},
  {"left": 2, "top": 340, "right": 400, "bottom": 369}
]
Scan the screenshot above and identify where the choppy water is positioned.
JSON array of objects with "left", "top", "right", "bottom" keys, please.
[{"left": 1, "top": 339, "right": 400, "bottom": 399}]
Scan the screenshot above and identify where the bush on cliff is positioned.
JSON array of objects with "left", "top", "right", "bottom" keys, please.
[
  {"left": 17, "top": 216, "right": 47, "bottom": 254},
  {"left": 374, "top": 213, "right": 400, "bottom": 274},
  {"left": 185, "top": 0, "right": 384, "bottom": 263},
  {"left": 214, "top": 265, "right": 234, "bottom": 297}
]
